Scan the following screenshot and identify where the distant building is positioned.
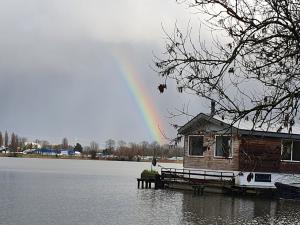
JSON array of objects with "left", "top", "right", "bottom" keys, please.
[
  {"left": 0, "top": 146, "right": 8, "bottom": 153},
  {"left": 60, "top": 150, "right": 75, "bottom": 156},
  {"left": 22, "top": 148, "right": 80, "bottom": 156},
  {"left": 34, "top": 148, "right": 58, "bottom": 155},
  {"left": 24, "top": 142, "right": 41, "bottom": 149}
]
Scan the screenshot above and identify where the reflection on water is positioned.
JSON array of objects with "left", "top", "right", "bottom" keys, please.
[
  {"left": 138, "top": 190, "right": 300, "bottom": 225},
  {"left": 0, "top": 158, "right": 300, "bottom": 225},
  {"left": 181, "top": 193, "right": 278, "bottom": 224}
]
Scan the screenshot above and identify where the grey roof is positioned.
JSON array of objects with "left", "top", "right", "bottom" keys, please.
[{"left": 178, "top": 113, "right": 300, "bottom": 140}]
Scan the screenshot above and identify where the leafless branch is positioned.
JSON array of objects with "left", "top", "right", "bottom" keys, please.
[{"left": 155, "top": 0, "right": 300, "bottom": 132}]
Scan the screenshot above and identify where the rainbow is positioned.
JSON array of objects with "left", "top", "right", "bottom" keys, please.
[{"left": 111, "top": 49, "right": 164, "bottom": 144}]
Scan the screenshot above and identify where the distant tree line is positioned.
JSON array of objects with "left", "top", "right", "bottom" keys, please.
[
  {"left": 0, "top": 131, "right": 183, "bottom": 160},
  {"left": 0, "top": 131, "right": 27, "bottom": 152},
  {"left": 0, "top": 132, "right": 76, "bottom": 152},
  {"left": 83, "top": 139, "right": 183, "bottom": 161},
  {"left": 78, "top": 139, "right": 183, "bottom": 160}
]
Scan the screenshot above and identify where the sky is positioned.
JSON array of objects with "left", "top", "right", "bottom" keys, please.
[{"left": 0, "top": 0, "right": 211, "bottom": 147}]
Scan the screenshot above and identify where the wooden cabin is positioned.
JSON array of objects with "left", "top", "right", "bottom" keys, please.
[{"left": 178, "top": 113, "right": 300, "bottom": 187}]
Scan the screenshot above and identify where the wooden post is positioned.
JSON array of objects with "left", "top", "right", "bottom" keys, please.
[
  {"left": 138, "top": 179, "right": 140, "bottom": 189},
  {"left": 193, "top": 185, "right": 204, "bottom": 196},
  {"left": 193, "top": 186, "right": 196, "bottom": 195}
]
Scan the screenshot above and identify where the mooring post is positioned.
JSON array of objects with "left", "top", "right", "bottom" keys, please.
[
  {"left": 193, "top": 185, "right": 204, "bottom": 196},
  {"left": 200, "top": 186, "right": 204, "bottom": 196},
  {"left": 137, "top": 179, "right": 140, "bottom": 189}
]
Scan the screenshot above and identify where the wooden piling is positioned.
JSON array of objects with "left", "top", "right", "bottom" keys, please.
[
  {"left": 192, "top": 185, "right": 205, "bottom": 196},
  {"left": 137, "top": 178, "right": 156, "bottom": 189}
]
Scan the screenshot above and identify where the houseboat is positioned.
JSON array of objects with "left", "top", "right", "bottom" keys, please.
[{"left": 171, "top": 110, "right": 300, "bottom": 193}]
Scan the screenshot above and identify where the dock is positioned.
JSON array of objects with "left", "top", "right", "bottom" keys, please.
[
  {"left": 137, "top": 168, "right": 234, "bottom": 191},
  {"left": 137, "top": 168, "right": 277, "bottom": 197}
]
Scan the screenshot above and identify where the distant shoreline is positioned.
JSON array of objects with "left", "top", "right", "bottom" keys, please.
[{"left": 0, "top": 153, "right": 183, "bottom": 164}]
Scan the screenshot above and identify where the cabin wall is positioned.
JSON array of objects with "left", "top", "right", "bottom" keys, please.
[
  {"left": 183, "top": 133, "right": 240, "bottom": 171},
  {"left": 184, "top": 133, "right": 300, "bottom": 174},
  {"left": 279, "top": 162, "right": 300, "bottom": 173},
  {"left": 181, "top": 114, "right": 300, "bottom": 173},
  {"left": 239, "top": 137, "right": 281, "bottom": 172},
  {"left": 239, "top": 136, "right": 300, "bottom": 173}
]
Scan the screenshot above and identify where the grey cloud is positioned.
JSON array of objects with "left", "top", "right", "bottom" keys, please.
[{"left": 0, "top": 0, "right": 205, "bottom": 146}]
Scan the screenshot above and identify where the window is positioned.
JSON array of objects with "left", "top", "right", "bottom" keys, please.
[
  {"left": 282, "top": 140, "right": 300, "bottom": 162},
  {"left": 188, "top": 136, "right": 204, "bottom": 156},
  {"left": 215, "top": 135, "right": 232, "bottom": 157},
  {"left": 255, "top": 173, "right": 271, "bottom": 182},
  {"left": 293, "top": 141, "right": 300, "bottom": 161},
  {"left": 282, "top": 140, "right": 292, "bottom": 160}
]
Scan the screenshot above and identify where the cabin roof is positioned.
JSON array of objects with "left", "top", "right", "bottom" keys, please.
[{"left": 178, "top": 113, "right": 300, "bottom": 140}]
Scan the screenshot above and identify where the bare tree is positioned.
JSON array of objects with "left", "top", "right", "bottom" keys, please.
[
  {"left": 62, "top": 137, "right": 69, "bottom": 149},
  {"left": 0, "top": 132, "right": 3, "bottom": 147},
  {"left": 117, "top": 140, "right": 127, "bottom": 149},
  {"left": 89, "top": 141, "right": 99, "bottom": 159},
  {"left": 10, "top": 133, "right": 17, "bottom": 151},
  {"left": 40, "top": 140, "right": 50, "bottom": 148},
  {"left": 156, "top": 0, "right": 300, "bottom": 132},
  {"left": 90, "top": 141, "right": 99, "bottom": 151},
  {"left": 140, "top": 141, "right": 149, "bottom": 157},
  {"left": 4, "top": 131, "right": 9, "bottom": 147},
  {"left": 19, "top": 137, "right": 27, "bottom": 149},
  {"left": 15, "top": 135, "right": 19, "bottom": 152},
  {"left": 105, "top": 139, "right": 115, "bottom": 151}
]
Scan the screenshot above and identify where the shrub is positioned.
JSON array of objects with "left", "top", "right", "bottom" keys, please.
[{"left": 141, "top": 169, "right": 159, "bottom": 180}]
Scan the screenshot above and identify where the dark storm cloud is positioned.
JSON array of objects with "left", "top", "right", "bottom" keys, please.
[{"left": 0, "top": 0, "right": 205, "bottom": 146}]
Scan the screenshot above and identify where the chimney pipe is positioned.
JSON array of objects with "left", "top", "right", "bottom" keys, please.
[{"left": 210, "top": 101, "right": 216, "bottom": 116}]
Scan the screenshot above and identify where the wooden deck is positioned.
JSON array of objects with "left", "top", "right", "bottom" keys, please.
[
  {"left": 136, "top": 168, "right": 277, "bottom": 197},
  {"left": 158, "top": 168, "right": 276, "bottom": 197}
]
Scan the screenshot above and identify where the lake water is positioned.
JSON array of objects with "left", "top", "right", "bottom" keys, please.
[{"left": 0, "top": 158, "right": 300, "bottom": 225}]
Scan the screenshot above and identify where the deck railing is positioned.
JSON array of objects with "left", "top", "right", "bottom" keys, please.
[{"left": 161, "top": 168, "right": 235, "bottom": 184}]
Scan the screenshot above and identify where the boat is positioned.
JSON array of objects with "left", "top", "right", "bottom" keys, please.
[{"left": 274, "top": 182, "right": 300, "bottom": 200}]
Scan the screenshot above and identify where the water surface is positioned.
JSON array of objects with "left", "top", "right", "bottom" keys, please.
[{"left": 0, "top": 158, "right": 299, "bottom": 225}]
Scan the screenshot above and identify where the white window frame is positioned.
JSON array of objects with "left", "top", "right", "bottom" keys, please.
[
  {"left": 281, "top": 139, "right": 300, "bottom": 162},
  {"left": 187, "top": 135, "right": 204, "bottom": 157},
  {"left": 214, "top": 135, "right": 233, "bottom": 159}
]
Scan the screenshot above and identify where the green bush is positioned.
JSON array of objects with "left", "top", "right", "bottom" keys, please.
[{"left": 141, "top": 169, "right": 159, "bottom": 180}]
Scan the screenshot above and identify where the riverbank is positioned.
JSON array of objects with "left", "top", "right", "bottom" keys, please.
[{"left": 0, "top": 153, "right": 183, "bottom": 164}]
